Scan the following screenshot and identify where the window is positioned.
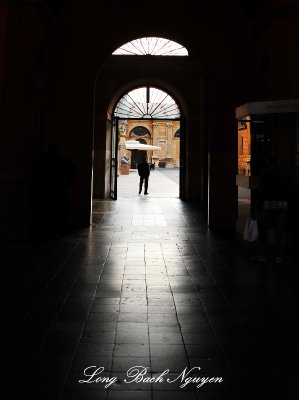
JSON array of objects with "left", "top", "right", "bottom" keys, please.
[
  {"left": 114, "top": 87, "right": 180, "bottom": 119},
  {"left": 112, "top": 37, "right": 188, "bottom": 56}
]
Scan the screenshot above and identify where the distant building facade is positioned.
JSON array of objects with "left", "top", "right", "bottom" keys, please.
[{"left": 119, "top": 119, "right": 180, "bottom": 168}]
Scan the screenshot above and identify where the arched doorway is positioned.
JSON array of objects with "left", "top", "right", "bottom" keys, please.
[
  {"left": 92, "top": 50, "right": 205, "bottom": 219},
  {"left": 109, "top": 86, "right": 184, "bottom": 199}
]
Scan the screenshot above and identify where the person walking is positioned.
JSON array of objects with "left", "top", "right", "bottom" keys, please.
[{"left": 137, "top": 156, "right": 150, "bottom": 195}]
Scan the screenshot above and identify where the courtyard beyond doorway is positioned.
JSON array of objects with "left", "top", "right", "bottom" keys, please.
[{"left": 118, "top": 168, "right": 179, "bottom": 198}]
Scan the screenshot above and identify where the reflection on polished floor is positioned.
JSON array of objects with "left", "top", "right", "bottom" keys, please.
[{"left": 2, "top": 197, "right": 298, "bottom": 399}]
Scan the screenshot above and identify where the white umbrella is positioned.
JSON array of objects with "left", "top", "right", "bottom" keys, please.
[{"left": 125, "top": 140, "right": 161, "bottom": 151}]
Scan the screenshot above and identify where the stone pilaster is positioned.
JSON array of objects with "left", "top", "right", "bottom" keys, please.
[{"left": 166, "top": 122, "right": 173, "bottom": 159}]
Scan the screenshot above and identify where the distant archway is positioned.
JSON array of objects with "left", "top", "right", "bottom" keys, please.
[
  {"left": 129, "top": 126, "right": 151, "bottom": 138},
  {"left": 174, "top": 129, "right": 180, "bottom": 137}
]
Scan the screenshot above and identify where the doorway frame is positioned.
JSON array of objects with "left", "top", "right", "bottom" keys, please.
[
  {"left": 92, "top": 74, "right": 206, "bottom": 220},
  {"left": 109, "top": 115, "right": 185, "bottom": 200}
]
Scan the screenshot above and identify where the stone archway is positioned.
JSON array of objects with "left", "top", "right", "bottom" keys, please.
[
  {"left": 111, "top": 85, "right": 183, "bottom": 198},
  {"left": 92, "top": 44, "right": 215, "bottom": 223}
]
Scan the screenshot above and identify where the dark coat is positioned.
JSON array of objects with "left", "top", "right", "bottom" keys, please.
[{"left": 137, "top": 161, "right": 150, "bottom": 177}]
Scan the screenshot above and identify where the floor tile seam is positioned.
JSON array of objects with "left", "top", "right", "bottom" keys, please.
[
  {"left": 17, "top": 244, "right": 62, "bottom": 290},
  {"left": 145, "top": 264, "right": 155, "bottom": 399},
  {"left": 144, "top": 248, "right": 151, "bottom": 315},
  {"left": 93, "top": 209, "right": 107, "bottom": 226},
  {"left": 189, "top": 247, "right": 251, "bottom": 357},
  {"left": 163, "top": 246, "right": 192, "bottom": 372},
  {"left": 110, "top": 245, "right": 130, "bottom": 376},
  {"left": 9, "top": 241, "right": 83, "bottom": 344},
  {"left": 204, "top": 246, "right": 236, "bottom": 280},
  {"left": 136, "top": 247, "right": 156, "bottom": 396},
  {"left": 57, "top": 244, "right": 116, "bottom": 399},
  {"left": 175, "top": 246, "right": 229, "bottom": 360},
  {"left": 15, "top": 243, "right": 83, "bottom": 293},
  {"left": 195, "top": 245, "right": 254, "bottom": 335},
  {"left": 91, "top": 216, "right": 106, "bottom": 227},
  {"left": 193, "top": 249, "right": 236, "bottom": 307}
]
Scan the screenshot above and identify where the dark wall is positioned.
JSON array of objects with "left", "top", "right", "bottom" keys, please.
[{"left": 0, "top": 1, "right": 49, "bottom": 240}]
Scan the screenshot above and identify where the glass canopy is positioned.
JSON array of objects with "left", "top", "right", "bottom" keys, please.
[
  {"left": 112, "top": 37, "right": 188, "bottom": 56},
  {"left": 114, "top": 87, "right": 181, "bottom": 119}
]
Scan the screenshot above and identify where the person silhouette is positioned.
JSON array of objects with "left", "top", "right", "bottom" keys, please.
[{"left": 137, "top": 156, "right": 150, "bottom": 195}]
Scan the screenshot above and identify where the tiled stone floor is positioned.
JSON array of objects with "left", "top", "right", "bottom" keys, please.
[
  {"left": 117, "top": 169, "right": 179, "bottom": 198},
  {"left": 2, "top": 197, "right": 299, "bottom": 399}
]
